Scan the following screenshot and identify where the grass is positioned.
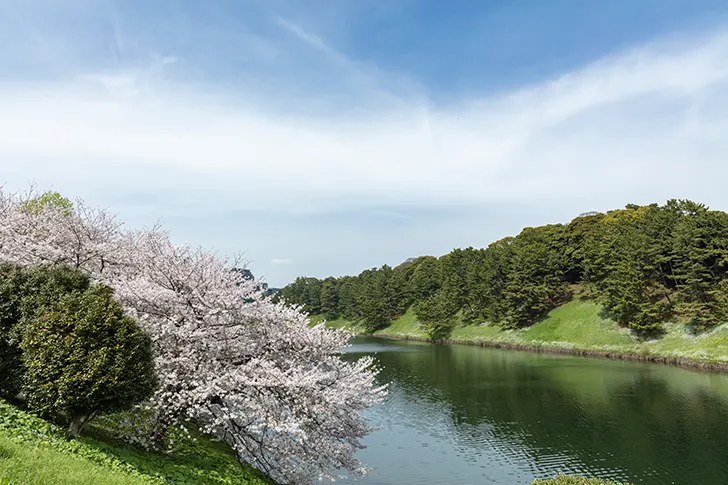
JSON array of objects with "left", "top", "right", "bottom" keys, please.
[
  {"left": 324, "top": 299, "right": 728, "bottom": 365},
  {"left": 532, "top": 476, "right": 630, "bottom": 485},
  {"left": 0, "top": 399, "right": 274, "bottom": 485},
  {"left": 380, "top": 306, "right": 420, "bottom": 335},
  {"left": 309, "top": 313, "right": 367, "bottom": 332},
  {"left": 0, "top": 435, "right": 148, "bottom": 485}
]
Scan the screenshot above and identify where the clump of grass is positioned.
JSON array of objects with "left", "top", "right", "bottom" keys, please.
[
  {"left": 533, "top": 475, "right": 631, "bottom": 485},
  {"left": 0, "top": 441, "right": 11, "bottom": 459}
]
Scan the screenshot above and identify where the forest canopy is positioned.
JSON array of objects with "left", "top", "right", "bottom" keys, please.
[{"left": 277, "top": 200, "right": 728, "bottom": 339}]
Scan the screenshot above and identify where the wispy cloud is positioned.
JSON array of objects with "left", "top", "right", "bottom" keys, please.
[
  {"left": 274, "top": 14, "right": 421, "bottom": 108},
  {"left": 3, "top": 26, "right": 727, "bottom": 214},
  {"left": 276, "top": 17, "right": 340, "bottom": 61},
  {"left": 271, "top": 258, "right": 295, "bottom": 265}
]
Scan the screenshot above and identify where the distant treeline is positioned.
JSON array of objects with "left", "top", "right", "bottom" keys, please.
[{"left": 276, "top": 200, "right": 728, "bottom": 339}]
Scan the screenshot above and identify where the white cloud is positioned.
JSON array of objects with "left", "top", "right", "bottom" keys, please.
[
  {"left": 2, "top": 25, "right": 727, "bottom": 219},
  {"left": 271, "top": 258, "right": 294, "bottom": 265},
  {"left": 2, "top": 6, "right": 728, "bottom": 285}
]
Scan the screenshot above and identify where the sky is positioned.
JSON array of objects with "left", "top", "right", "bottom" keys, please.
[{"left": 2, "top": 1, "right": 728, "bottom": 287}]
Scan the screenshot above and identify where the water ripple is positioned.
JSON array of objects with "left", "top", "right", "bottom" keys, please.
[{"left": 339, "top": 337, "right": 728, "bottom": 485}]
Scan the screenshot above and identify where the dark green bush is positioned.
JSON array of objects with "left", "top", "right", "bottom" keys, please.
[
  {"left": 20, "top": 283, "right": 156, "bottom": 437},
  {"left": 0, "top": 265, "right": 27, "bottom": 397},
  {"left": 0, "top": 265, "right": 92, "bottom": 398}
]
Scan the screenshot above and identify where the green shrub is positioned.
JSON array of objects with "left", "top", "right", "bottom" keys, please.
[
  {"left": 532, "top": 475, "right": 631, "bottom": 485},
  {"left": 0, "top": 324, "right": 23, "bottom": 398},
  {"left": 0, "top": 264, "right": 92, "bottom": 398},
  {"left": 20, "top": 283, "right": 156, "bottom": 437},
  {"left": 0, "top": 265, "right": 28, "bottom": 398}
]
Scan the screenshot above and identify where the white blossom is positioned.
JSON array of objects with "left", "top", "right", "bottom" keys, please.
[{"left": 0, "top": 188, "right": 387, "bottom": 484}]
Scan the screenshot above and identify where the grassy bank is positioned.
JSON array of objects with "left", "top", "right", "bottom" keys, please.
[
  {"left": 0, "top": 399, "right": 273, "bottom": 485},
  {"left": 325, "top": 299, "right": 728, "bottom": 369}
]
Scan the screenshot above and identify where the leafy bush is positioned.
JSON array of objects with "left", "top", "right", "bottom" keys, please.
[
  {"left": 1, "top": 264, "right": 155, "bottom": 435},
  {"left": 0, "top": 265, "right": 92, "bottom": 398},
  {"left": 20, "top": 283, "right": 156, "bottom": 437},
  {"left": 532, "top": 475, "right": 631, "bottom": 485},
  {"left": 0, "top": 267, "right": 25, "bottom": 398}
]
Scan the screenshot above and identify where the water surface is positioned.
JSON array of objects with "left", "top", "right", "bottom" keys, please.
[{"left": 339, "top": 336, "right": 728, "bottom": 485}]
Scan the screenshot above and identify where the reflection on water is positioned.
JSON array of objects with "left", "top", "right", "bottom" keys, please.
[{"left": 340, "top": 336, "right": 728, "bottom": 485}]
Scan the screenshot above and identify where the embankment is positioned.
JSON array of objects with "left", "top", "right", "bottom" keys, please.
[{"left": 324, "top": 299, "right": 728, "bottom": 372}]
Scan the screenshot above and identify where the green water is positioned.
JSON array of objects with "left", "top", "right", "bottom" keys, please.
[{"left": 340, "top": 336, "right": 728, "bottom": 485}]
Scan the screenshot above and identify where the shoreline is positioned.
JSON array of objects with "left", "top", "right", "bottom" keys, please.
[{"left": 369, "top": 332, "right": 728, "bottom": 373}]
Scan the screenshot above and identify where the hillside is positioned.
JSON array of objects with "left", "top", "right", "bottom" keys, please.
[
  {"left": 281, "top": 200, "right": 728, "bottom": 352},
  {"left": 325, "top": 299, "right": 728, "bottom": 368},
  {"left": 0, "top": 399, "right": 273, "bottom": 485}
]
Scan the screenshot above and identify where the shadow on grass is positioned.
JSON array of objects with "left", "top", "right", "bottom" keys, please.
[
  {"left": 595, "top": 306, "right": 669, "bottom": 342},
  {"left": 83, "top": 422, "right": 275, "bottom": 485}
]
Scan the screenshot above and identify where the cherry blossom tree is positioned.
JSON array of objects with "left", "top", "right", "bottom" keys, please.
[{"left": 0, "top": 188, "right": 386, "bottom": 484}]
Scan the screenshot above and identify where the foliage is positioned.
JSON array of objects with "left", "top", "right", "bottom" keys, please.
[
  {"left": 0, "top": 266, "right": 26, "bottom": 397},
  {"left": 414, "top": 292, "right": 458, "bottom": 340},
  {"left": 0, "top": 264, "right": 92, "bottom": 399},
  {"left": 276, "top": 276, "right": 323, "bottom": 314},
  {"left": 408, "top": 256, "right": 440, "bottom": 300},
  {"left": 21, "top": 283, "right": 157, "bottom": 437},
  {"left": 19, "top": 190, "right": 73, "bottom": 216},
  {"left": 281, "top": 199, "right": 728, "bottom": 339},
  {"left": 583, "top": 205, "right": 666, "bottom": 332},
  {"left": 358, "top": 266, "right": 397, "bottom": 332},
  {"left": 2, "top": 264, "right": 155, "bottom": 437},
  {"left": 668, "top": 201, "right": 728, "bottom": 328},
  {"left": 0, "top": 188, "right": 385, "bottom": 485},
  {"left": 0, "top": 398, "right": 273, "bottom": 485},
  {"left": 501, "top": 225, "right": 570, "bottom": 327},
  {"left": 532, "top": 476, "right": 631, "bottom": 485},
  {"left": 467, "top": 238, "right": 513, "bottom": 324},
  {"left": 320, "top": 277, "right": 339, "bottom": 319}
]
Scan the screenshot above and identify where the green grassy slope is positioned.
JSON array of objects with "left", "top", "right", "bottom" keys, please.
[
  {"left": 323, "top": 299, "right": 728, "bottom": 364},
  {"left": 0, "top": 399, "right": 273, "bottom": 485}
]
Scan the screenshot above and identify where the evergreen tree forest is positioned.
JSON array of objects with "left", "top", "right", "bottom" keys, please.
[{"left": 276, "top": 200, "right": 728, "bottom": 340}]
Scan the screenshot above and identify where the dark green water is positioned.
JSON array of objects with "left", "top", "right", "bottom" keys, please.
[{"left": 340, "top": 336, "right": 728, "bottom": 485}]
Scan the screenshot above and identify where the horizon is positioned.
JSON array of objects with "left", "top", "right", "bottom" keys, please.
[{"left": 2, "top": 1, "right": 728, "bottom": 287}]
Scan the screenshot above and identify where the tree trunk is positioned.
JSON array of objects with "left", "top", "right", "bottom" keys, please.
[
  {"left": 68, "top": 411, "right": 97, "bottom": 438},
  {"left": 68, "top": 417, "right": 84, "bottom": 438},
  {"left": 151, "top": 419, "right": 169, "bottom": 445}
]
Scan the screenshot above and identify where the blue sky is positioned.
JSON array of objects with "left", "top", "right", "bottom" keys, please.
[{"left": 2, "top": 1, "right": 728, "bottom": 287}]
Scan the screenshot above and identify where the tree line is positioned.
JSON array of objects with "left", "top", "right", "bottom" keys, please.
[{"left": 277, "top": 200, "right": 728, "bottom": 339}]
